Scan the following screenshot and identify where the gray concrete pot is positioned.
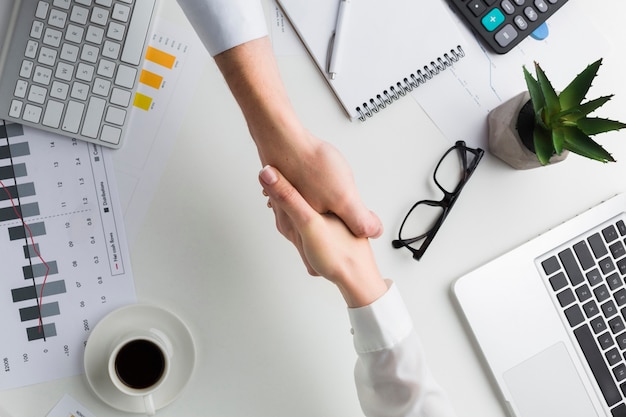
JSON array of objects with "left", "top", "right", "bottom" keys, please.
[{"left": 488, "top": 91, "right": 568, "bottom": 169}]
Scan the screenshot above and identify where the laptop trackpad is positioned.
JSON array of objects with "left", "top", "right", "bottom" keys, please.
[{"left": 503, "top": 342, "right": 599, "bottom": 417}]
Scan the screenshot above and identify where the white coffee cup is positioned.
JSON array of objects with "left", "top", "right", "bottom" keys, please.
[{"left": 107, "top": 329, "right": 172, "bottom": 415}]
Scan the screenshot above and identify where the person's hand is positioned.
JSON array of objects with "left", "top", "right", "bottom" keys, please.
[
  {"left": 259, "top": 132, "right": 384, "bottom": 240},
  {"left": 214, "top": 37, "right": 382, "bottom": 239},
  {"left": 259, "top": 165, "right": 387, "bottom": 308}
]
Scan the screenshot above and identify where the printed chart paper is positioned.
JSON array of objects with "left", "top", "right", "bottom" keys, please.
[{"left": 0, "top": 123, "right": 136, "bottom": 390}]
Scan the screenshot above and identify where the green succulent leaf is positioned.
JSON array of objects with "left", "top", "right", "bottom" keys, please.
[
  {"left": 533, "top": 125, "right": 554, "bottom": 165},
  {"left": 559, "top": 59, "right": 602, "bottom": 110},
  {"left": 566, "top": 95, "right": 614, "bottom": 121},
  {"left": 552, "top": 128, "right": 565, "bottom": 154},
  {"left": 535, "top": 62, "right": 560, "bottom": 118},
  {"left": 523, "top": 66, "right": 544, "bottom": 115},
  {"left": 561, "top": 126, "right": 615, "bottom": 162},
  {"left": 577, "top": 117, "right": 626, "bottom": 135}
]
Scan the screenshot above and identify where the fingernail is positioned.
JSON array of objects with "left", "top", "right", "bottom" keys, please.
[{"left": 259, "top": 165, "right": 278, "bottom": 185}]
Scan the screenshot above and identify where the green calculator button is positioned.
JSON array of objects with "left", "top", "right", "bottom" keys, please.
[{"left": 482, "top": 8, "right": 505, "bottom": 32}]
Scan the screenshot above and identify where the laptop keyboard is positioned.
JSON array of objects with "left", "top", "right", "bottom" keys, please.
[
  {"left": 542, "top": 218, "right": 626, "bottom": 416},
  {"left": 0, "top": 0, "right": 156, "bottom": 149}
]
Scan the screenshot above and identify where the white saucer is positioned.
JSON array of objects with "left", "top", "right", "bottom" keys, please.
[{"left": 84, "top": 304, "right": 196, "bottom": 414}]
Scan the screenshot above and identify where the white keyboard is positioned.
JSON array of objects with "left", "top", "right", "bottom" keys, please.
[{"left": 0, "top": 0, "right": 157, "bottom": 149}]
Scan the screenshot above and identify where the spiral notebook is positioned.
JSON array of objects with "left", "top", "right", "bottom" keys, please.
[{"left": 277, "top": 0, "right": 466, "bottom": 121}]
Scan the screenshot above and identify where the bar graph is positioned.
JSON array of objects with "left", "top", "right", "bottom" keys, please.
[{"left": 0, "top": 121, "right": 136, "bottom": 390}]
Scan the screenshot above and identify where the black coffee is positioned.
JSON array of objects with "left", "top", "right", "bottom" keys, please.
[{"left": 114, "top": 339, "right": 166, "bottom": 389}]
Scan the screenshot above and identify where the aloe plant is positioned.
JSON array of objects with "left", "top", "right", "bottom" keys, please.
[{"left": 522, "top": 58, "right": 626, "bottom": 165}]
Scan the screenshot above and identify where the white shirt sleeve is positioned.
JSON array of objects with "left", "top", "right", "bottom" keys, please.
[
  {"left": 176, "top": 0, "right": 268, "bottom": 56},
  {"left": 348, "top": 281, "right": 457, "bottom": 417}
]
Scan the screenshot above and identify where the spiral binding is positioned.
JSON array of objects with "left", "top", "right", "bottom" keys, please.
[{"left": 356, "top": 45, "right": 465, "bottom": 121}]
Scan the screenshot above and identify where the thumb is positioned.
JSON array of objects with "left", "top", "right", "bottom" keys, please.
[
  {"left": 259, "top": 165, "right": 317, "bottom": 229},
  {"left": 334, "top": 199, "right": 384, "bottom": 239}
]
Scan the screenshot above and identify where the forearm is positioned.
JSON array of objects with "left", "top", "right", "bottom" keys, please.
[{"left": 213, "top": 37, "right": 314, "bottom": 167}]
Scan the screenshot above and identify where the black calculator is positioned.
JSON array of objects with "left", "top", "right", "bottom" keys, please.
[{"left": 448, "top": 0, "right": 570, "bottom": 54}]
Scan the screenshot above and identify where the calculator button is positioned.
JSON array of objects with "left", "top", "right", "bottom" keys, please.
[
  {"left": 482, "top": 8, "right": 506, "bottom": 31},
  {"left": 534, "top": 0, "right": 548, "bottom": 12},
  {"left": 467, "top": 0, "right": 486, "bottom": 17},
  {"left": 514, "top": 15, "right": 528, "bottom": 30},
  {"left": 524, "top": 6, "right": 539, "bottom": 21},
  {"left": 495, "top": 24, "right": 518, "bottom": 46},
  {"left": 501, "top": 0, "right": 515, "bottom": 14}
]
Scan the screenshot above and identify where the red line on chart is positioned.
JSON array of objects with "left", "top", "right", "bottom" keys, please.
[{"left": 0, "top": 179, "right": 50, "bottom": 333}]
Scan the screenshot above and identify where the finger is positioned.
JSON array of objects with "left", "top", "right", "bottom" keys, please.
[
  {"left": 270, "top": 200, "right": 318, "bottom": 275},
  {"left": 259, "top": 165, "right": 318, "bottom": 231},
  {"left": 333, "top": 197, "right": 384, "bottom": 239}
]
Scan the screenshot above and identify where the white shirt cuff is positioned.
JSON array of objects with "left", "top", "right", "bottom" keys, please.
[
  {"left": 177, "top": 0, "right": 268, "bottom": 56},
  {"left": 347, "top": 280, "right": 413, "bottom": 354}
]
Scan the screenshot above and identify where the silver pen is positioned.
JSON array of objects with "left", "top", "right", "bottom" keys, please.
[{"left": 327, "top": 0, "right": 352, "bottom": 80}]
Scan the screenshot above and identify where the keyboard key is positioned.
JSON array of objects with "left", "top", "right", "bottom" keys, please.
[
  {"left": 609, "top": 316, "right": 625, "bottom": 334},
  {"left": 618, "top": 258, "right": 626, "bottom": 276},
  {"left": 587, "top": 268, "right": 603, "bottom": 287},
  {"left": 110, "top": 88, "right": 131, "bottom": 107},
  {"left": 616, "top": 332, "right": 626, "bottom": 350},
  {"left": 9, "top": 100, "right": 24, "bottom": 118},
  {"left": 600, "top": 257, "right": 617, "bottom": 275},
  {"left": 614, "top": 364, "right": 626, "bottom": 382},
  {"left": 608, "top": 273, "right": 623, "bottom": 291},
  {"left": 62, "top": 100, "right": 84, "bottom": 133},
  {"left": 542, "top": 256, "right": 561, "bottom": 275},
  {"left": 574, "top": 241, "right": 596, "bottom": 270},
  {"left": 574, "top": 324, "right": 622, "bottom": 406},
  {"left": 589, "top": 233, "right": 609, "bottom": 258},
  {"left": 121, "top": 0, "right": 156, "bottom": 65},
  {"left": 606, "top": 347, "right": 622, "bottom": 366},
  {"left": 559, "top": 248, "right": 585, "bottom": 286},
  {"left": 575, "top": 284, "right": 592, "bottom": 302},
  {"left": 23, "top": 104, "right": 42, "bottom": 123},
  {"left": 42, "top": 100, "right": 64, "bottom": 128},
  {"left": 90, "top": 7, "right": 110, "bottom": 26},
  {"left": 564, "top": 304, "right": 585, "bottom": 327},
  {"left": 81, "top": 97, "right": 106, "bottom": 138},
  {"left": 105, "top": 106, "right": 126, "bottom": 126},
  {"left": 595, "top": 284, "right": 611, "bottom": 303},
  {"left": 114, "top": 65, "right": 136, "bottom": 88},
  {"left": 610, "top": 241, "right": 626, "bottom": 260},
  {"left": 549, "top": 272, "right": 568, "bottom": 291},
  {"left": 27, "top": 85, "right": 47, "bottom": 104},
  {"left": 615, "top": 289, "right": 626, "bottom": 306},
  {"left": 590, "top": 316, "right": 607, "bottom": 334},
  {"left": 618, "top": 221, "right": 626, "bottom": 236},
  {"left": 612, "top": 403, "right": 626, "bottom": 417},
  {"left": 19, "top": 60, "right": 34, "bottom": 78},
  {"left": 598, "top": 331, "right": 615, "bottom": 350},
  {"left": 604, "top": 226, "right": 619, "bottom": 243},
  {"left": 583, "top": 300, "right": 600, "bottom": 318},
  {"left": 100, "top": 125, "right": 121, "bottom": 145},
  {"left": 603, "top": 300, "right": 619, "bottom": 318},
  {"left": 557, "top": 288, "right": 575, "bottom": 307},
  {"left": 14, "top": 80, "right": 28, "bottom": 98},
  {"left": 50, "top": 80, "right": 69, "bottom": 99}
]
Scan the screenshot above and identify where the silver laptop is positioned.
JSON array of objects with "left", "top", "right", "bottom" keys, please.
[
  {"left": 454, "top": 193, "right": 626, "bottom": 417},
  {"left": 0, "top": 0, "right": 157, "bottom": 149}
]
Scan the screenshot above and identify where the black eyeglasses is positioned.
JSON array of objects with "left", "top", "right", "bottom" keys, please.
[{"left": 392, "top": 141, "right": 484, "bottom": 260}]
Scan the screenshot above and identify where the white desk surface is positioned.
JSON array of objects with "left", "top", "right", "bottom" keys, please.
[{"left": 2, "top": 1, "right": 626, "bottom": 416}]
